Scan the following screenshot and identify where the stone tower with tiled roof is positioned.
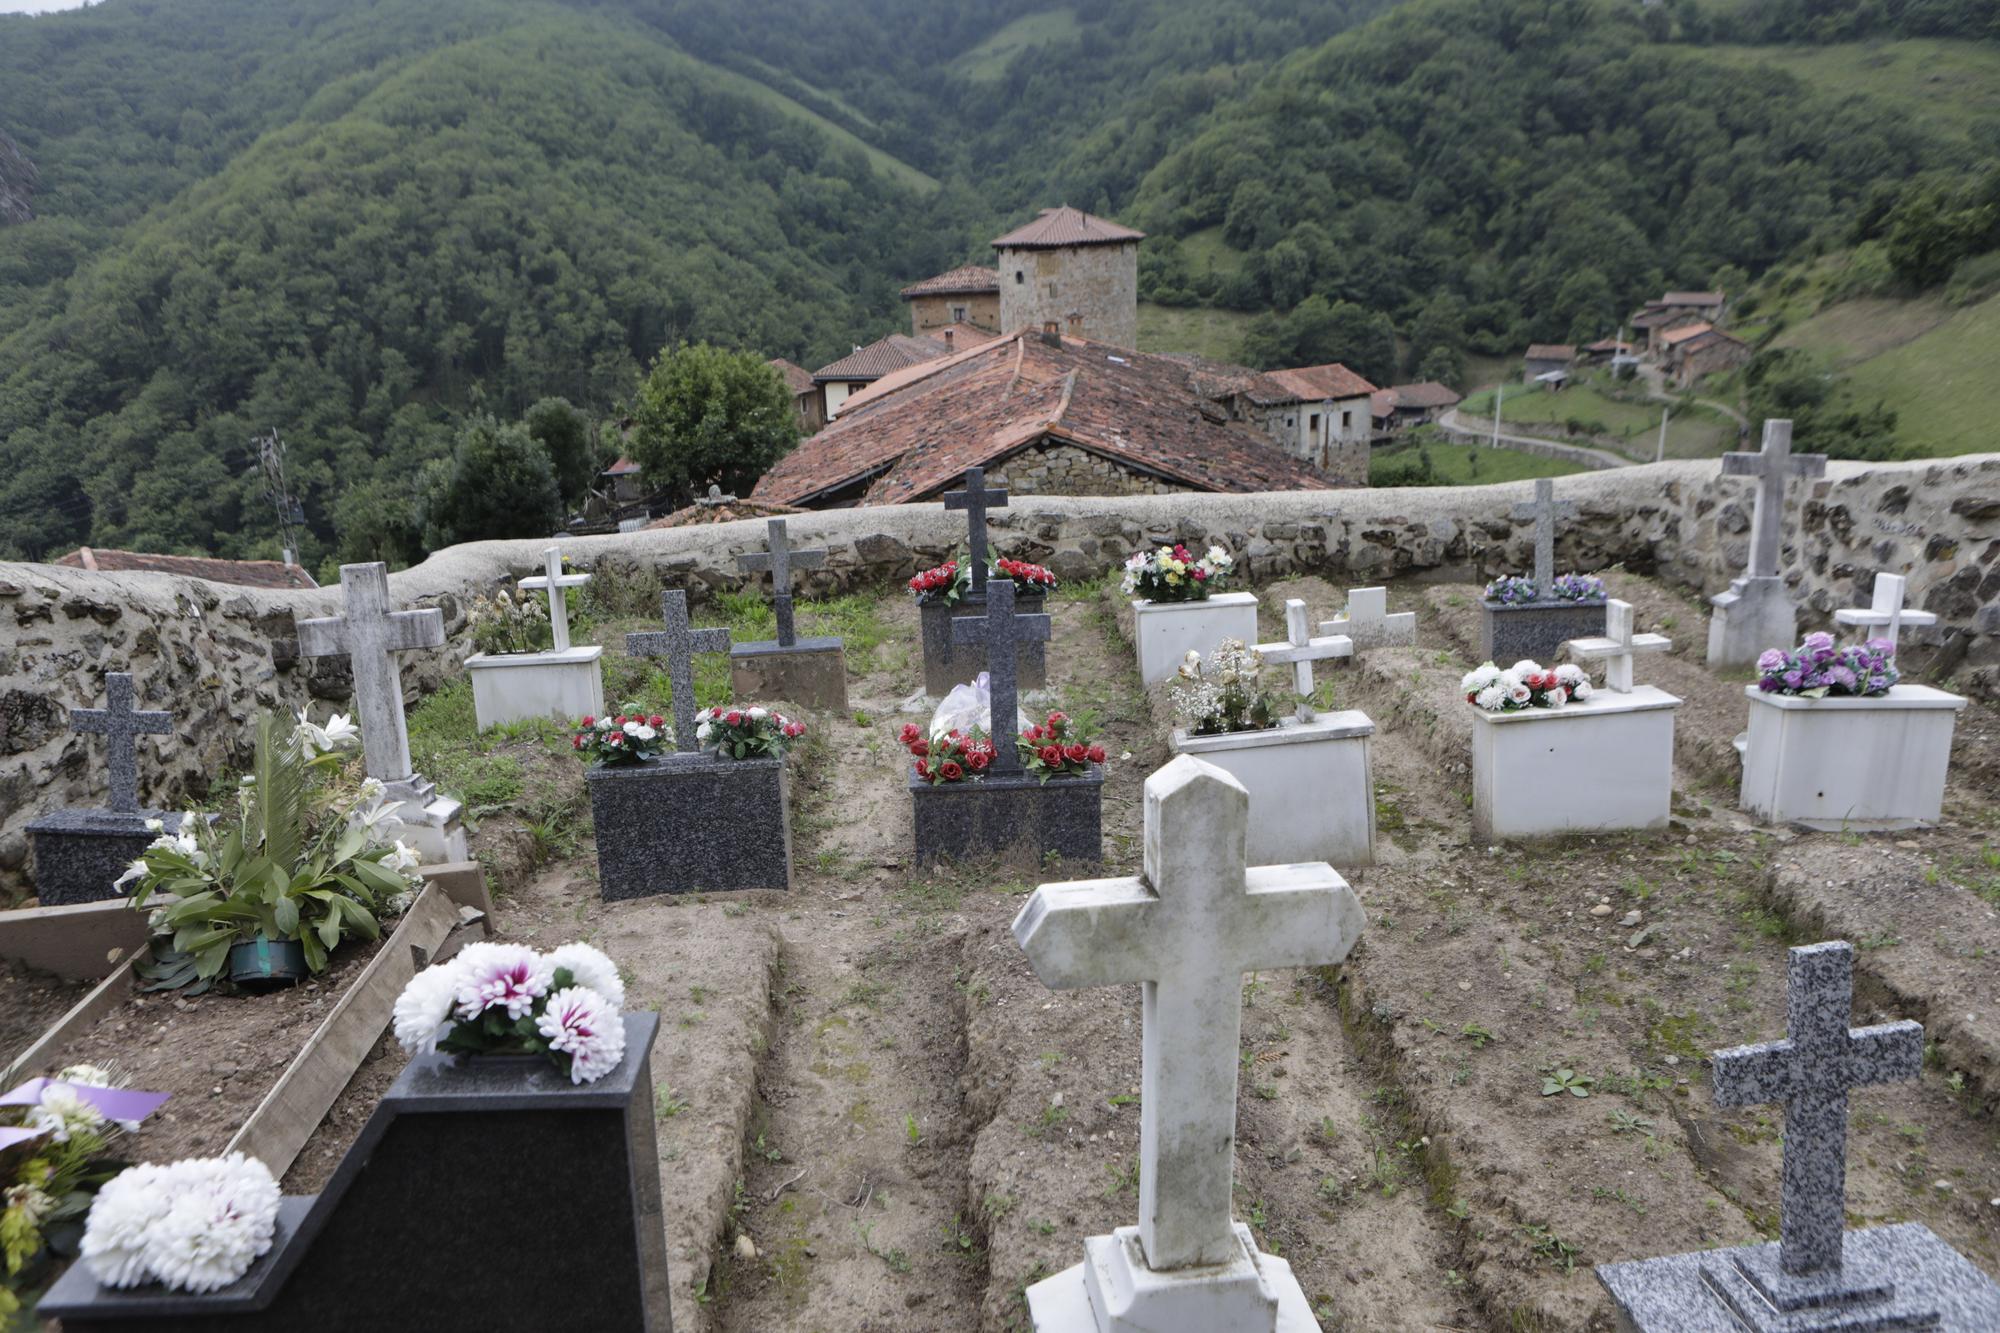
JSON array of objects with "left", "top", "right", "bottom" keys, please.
[{"left": 992, "top": 206, "right": 1143, "bottom": 352}]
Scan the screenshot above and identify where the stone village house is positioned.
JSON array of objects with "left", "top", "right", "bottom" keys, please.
[
  {"left": 1664, "top": 324, "right": 1750, "bottom": 389},
  {"left": 1522, "top": 343, "right": 1575, "bottom": 385},
  {"left": 899, "top": 265, "right": 1001, "bottom": 337}
]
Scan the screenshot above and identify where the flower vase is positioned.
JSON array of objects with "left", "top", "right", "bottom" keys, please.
[
  {"left": 1131, "top": 592, "right": 1259, "bottom": 685},
  {"left": 227, "top": 937, "right": 308, "bottom": 991}
]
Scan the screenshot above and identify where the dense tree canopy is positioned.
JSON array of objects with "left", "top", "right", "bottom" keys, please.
[{"left": 626, "top": 344, "right": 801, "bottom": 504}]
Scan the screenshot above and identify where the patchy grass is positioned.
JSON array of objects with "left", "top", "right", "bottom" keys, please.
[
  {"left": 1368, "top": 439, "right": 1586, "bottom": 487},
  {"left": 1836, "top": 291, "right": 2000, "bottom": 456},
  {"left": 1460, "top": 377, "right": 1733, "bottom": 458},
  {"left": 1701, "top": 39, "right": 2000, "bottom": 150},
  {"left": 688, "top": 58, "right": 937, "bottom": 191},
  {"left": 948, "top": 7, "right": 1082, "bottom": 82},
  {"left": 1138, "top": 302, "right": 1256, "bottom": 361}
]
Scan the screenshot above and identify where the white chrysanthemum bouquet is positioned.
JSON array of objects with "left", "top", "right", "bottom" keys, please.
[
  {"left": 392, "top": 941, "right": 629, "bottom": 1085},
  {"left": 1461, "top": 660, "right": 1592, "bottom": 713},
  {"left": 80, "top": 1153, "right": 281, "bottom": 1294}
]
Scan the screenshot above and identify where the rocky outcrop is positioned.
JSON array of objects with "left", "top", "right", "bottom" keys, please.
[
  {"left": 3, "top": 453, "right": 1997, "bottom": 899},
  {"left": 0, "top": 130, "right": 35, "bottom": 225}
]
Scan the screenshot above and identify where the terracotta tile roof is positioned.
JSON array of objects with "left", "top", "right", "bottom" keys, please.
[
  {"left": 1660, "top": 322, "right": 1714, "bottom": 348},
  {"left": 56, "top": 547, "right": 318, "bottom": 590},
  {"left": 991, "top": 206, "right": 1145, "bottom": 250},
  {"left": 813, "top": 333, "right": 949, "bottom": 383},
  {"left": 900, "top": 265, "right": 1000, "bottom": 298},
  {"left": 1679, "top": 328, "right": 1745, "bottom": 352},
  {"left": 602, "top": 456, "right": 643, "bottom": 476},
  {"left": 1370, "top": 389, "right": 1396, "bottom": 418},
  {"left": 1583, "top": 338, "right": 1633, "bottom": 354},
  {"left": 1524, "top": 344, "right": 1576, "bottom": 362},
  {"left": 1384, "top": 381, "right": 1461, "bottom": 409},
  {"left": 1629, "top": 309, "right": 1679, "bottom": 328},
  {"left": 769, "top": 358, "right": 815, "bottom": 397},
  {"left": 1659, "top": 291, "right": 1724, "bottom": 307},
  {"left": 926, "top": 323, "right": 1003, "bottom": 354},
  {"left": 647, "top": 497, "right": 806, "bottom": 529},
  {"left": 751, "top": 331, "right": 1336, "bottom": 508},
  {"left": 1264, "top": 362, "right": 1378, "bottom": 402}
]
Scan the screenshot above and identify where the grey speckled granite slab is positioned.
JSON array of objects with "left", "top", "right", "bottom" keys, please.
[
  {"left": 910, "top": 766, "right": 1101, "bottom": 869},
  {"left": 587, "top": 753, "right": 791, "bottom": 897},
  {"left": 1478, "top": 599, "right": 1607, "bottom": 665},
  {"left": 27, "top": 808, "right": 186, "bottom": 905}
]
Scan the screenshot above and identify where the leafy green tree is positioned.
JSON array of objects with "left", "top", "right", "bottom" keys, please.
[
  {"left": 1416, "top": 345, "right": 1465, "bottom": 390},
  {"left": 1239, "top": 295, "right": 1398, "bottom": 385},
  {"left": 422, "top": 417, "right": 563, "bottom": 548},
  {"left": 626, "top": 342, "right": 801, "bottom": 502},
  {"left": 523, "top": 396, "right": 598, "bottom": 507}
]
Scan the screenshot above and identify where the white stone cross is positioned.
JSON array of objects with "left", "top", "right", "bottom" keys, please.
[
  {"left": 738, "top": 518, "right": 827, "bottom": 648},
  {"left": 1834, "top": 572, "right": 1935, "bottom": 652},
  {"left": 1013, "top": 756, "right": 1365, "bottom": 1272},
  {"left": 1721, "top": 419, "right": 1827, "bottom": 580},
  {"left": 1512, "top": 477, "right": 1576, "bottom": 595},
  {"left": 1319, "top": 585, "right": 1414, "bottom": 652},
  {"left": 1564, "top": 599, "right": 1670, "bottom": 694},
  {"left": 1711, "top": 941, "right": 1922, "bottom": 1279},
  {"left": 69, "top": 672, "right": 173, "bottom": 814},
  {"left": 1256, "top": 599, "right": 1352, "bottom": 722},
  {"left": 518, "top": 544, "right": 589, "bottom": 652},
  {"left": 296, "top": 563, "right": 445, "bottom": 784}
]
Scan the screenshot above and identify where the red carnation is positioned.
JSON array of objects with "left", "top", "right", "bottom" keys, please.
[
  {"left": 1025, "top": 725, "right": 1043, "bottom": 742},
  {"left": 615, "top": 715, "right": 628, "bottom": 725},
  {"left": 648, "top": 714, "right": 663, "bottom": 727},
  {"left": 1047, "top": 711, "right": 1067, "bottom": 725},
  {"left": 1192, "top": 567, "right": 1208, "bottom": 580},
  {"left": 725, "top": 710, "right": 743, "bottom": 725},
  {"left": 572, "top": 735, "right": 585, "bottom": 749},
  {"left": 1064, "top": 743, "right": 1088, "bottom": 763},
  {"left": 1086, "top": 745, "right": 1106, "bottom": 764},
  {"left": 941, "top": 761, "right": 964, "bottom": 781},
  {"left": 581, "top": 715, "right": 595, "bottom": 727}
]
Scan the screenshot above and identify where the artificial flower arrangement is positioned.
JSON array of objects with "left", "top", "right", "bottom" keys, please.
[
  {"left": 1481, "top": 574, "right": 1606, "bottom": 605},
  {"left": 1757, "top": 632, "right": 1898, "bottom": 698},
  {"left": 392, "top": 941, "right": 629, "bottom": 1086},
  {"left": 695, "top": 705, "right": 807, "bottom": 760},
  {"left": 909, "top": 554, "right": 1059, "bottom": 606},
  {"left": 1169, "top": 639, "right": 1282, "bottom": 736},
  {"left": 467, "top": 586, "right": 552, "bottom": 656},
  {"left": 1461, "top": 660, "right": 1593, "bottom": 712},
  {"left": 117, "top": 710, "right": 421, "bottom": 988},
  {"left": 1, "top": 1067, "right": 169, "bottom": 1316},
  {"left": 1122, "top": 543, "right": 1234, "bottom": 603},
  {"left": 571, "top": 710, "right": 670, "bottom": 766},
  {"left": 899, "top": 714, "right": 1105, "bottom": 785},
  {"left": 79, "top": 1153, "right": 279, "bottom": 1295}
]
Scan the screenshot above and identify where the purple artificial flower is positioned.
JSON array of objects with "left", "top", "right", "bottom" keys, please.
[
  {"left": 1803, "top": 631, "right": 1835, "bottom": 653},
  {"left": 1759, "top": 677, "right": 1781, "bottom": 692},
  {"left": 1867, "top": 675, "right": 1887, "bottom": 693},
  {"left": 1783, "top": 670, "right": 1804, "bottom": 689},
  {"left": 1756, "top": 649, "right": 1788, "bottom": 673},
  {"left": 1866, "top": 638, "right": 1895, "bottom": 656},
  {"left": 1827, "top": 665, "right": 1857, "bottom": 689}
]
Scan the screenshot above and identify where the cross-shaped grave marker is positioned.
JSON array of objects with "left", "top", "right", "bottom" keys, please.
[
  {"left": 518, "top": 544, "right": 590, "bottom": 653},
  {"left": 1834, "top": 571, "right": 1935, "bottom": 653},
  {"left": 625, "top": 590, "right": 731, "bottom": 757},
  {"left": 1257, "top": 599, "right": 1353, "bottom": 723},
  {"left": 942, "top": 466, "right": 1008, "bottom": 596},
  {"left": 1565, "top": 598, "right": 1671, "bottom": 694},
  {"left": 297, "top": 563, "right": 445, "bottom": 784},
  {"left": 69, "top": 672, "right": 172, "bottom": 814},
  {"left": 1014, "top": 755, "right": 1365, "bottom": 1274},
  {"left": 738, "top": 518, "right": 827, "bottom": 648},
  {"left": 950, "top": 579, "right": 1049, "bottom": 775},
  {"left": 1712, "top": 940, "right": 1922, "bottom": 1282},
  {"left": 1512, "top": 477, "right": 1576, "bottom": 598},
  {"left": 1722, "top": 419, "right": 1827, "bottom": 580},
  {"left": 1319, "top": 585, "right": 1415, "bottom": 652}
]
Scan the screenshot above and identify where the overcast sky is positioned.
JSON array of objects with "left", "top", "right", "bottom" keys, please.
[{"left": 0, "top": 0, "right": 96, "bottom": 13}]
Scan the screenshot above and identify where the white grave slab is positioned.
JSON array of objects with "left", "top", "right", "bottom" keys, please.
[
  {"left": 1737, "top": 683, "right": 1965, "bottom": 830},
  {"left": 1016, "top": 756, "right": 1362, "bottom": 1332},
  {"left": 468, "top": 545, "right": 605, "bottom": 730},
  {"left": 1133, "top": 592, "right": 1260, "bottom": 686},
  {"left": 1472, "top": 687, "right": 1680, "bottom": 841},
  {"left": 1318, "top": 586, "right": 1414, "bottom": 654},
  {"left": 1171, "top": 712, "right": 1375, "bottom": 869}
]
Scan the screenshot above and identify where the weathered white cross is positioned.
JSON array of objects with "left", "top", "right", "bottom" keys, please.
[
  {"left": 518, "top": 544, "right": 589, "bottom": 653},
  {"left": 1564, "top": 599, "right": 1670, "bottom": 694},
  {"left": 1256, "top": 599, "right": 1353, "bottom": 722},
  {"left": 1512, "top": 477, "right": 1575, "bottom": 595},
  {"left": 1833, "top": 572, "right": 1934, "bottom": 653},
  {"left": 69, "top": 672, "right": 173, "bottom": 814},
  {"left": 625, "top": 590, "right": 731, "bottom": 756},
  {"left": 1013, "top": 756, "right": 1365, "bottom": 1272},
  {"left": 943, "top": 466, "right": 1008, "bottom": 596},
  {"left": 1711, "top": 941, "right": 1922, "bottom": 1279},
  {"left": 296, "top": 563, "right": 445, "bottom": 784},
  {"left": 738, "top": 518, "right": 827, "bottom": 648},
  {"left": 1318, "top": 586, "right": 1414, "bottom": 652},
  {"left": 1721, "top": 419, "right": 1827, "bottom": 580}
]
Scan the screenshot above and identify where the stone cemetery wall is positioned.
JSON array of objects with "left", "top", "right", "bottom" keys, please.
[{"left": 3, "top": 452, "right": 1997, "bottom": 898}]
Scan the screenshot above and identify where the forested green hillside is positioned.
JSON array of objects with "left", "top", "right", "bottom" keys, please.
[{"left": 0, "top": 0, "right": 1994, "bottom": 566}]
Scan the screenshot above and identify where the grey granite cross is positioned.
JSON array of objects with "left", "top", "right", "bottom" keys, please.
[
  {"left": 625, "top": 590, "right": 731, "bottom": 756},
  {"left": 1722, "top": 420, "right": 1827, "bottom": 580},
  {"left": 738, "top": 518, "right": 826, "bottom": 648},
  {"left": 1511, "top": 478, "right": 1575, "bottom": 597},
  {"left": 950, "top": 579, "right": 1048, "bottom": 775},
  {"left": 1256, "top": 599, "right": 1352, "bottom": 723},
  {"left": 518, "top": 544, "right": 589, "bottom": 653},
  {"left": 1712, "top": 941, "right": 1923, "bottom": 1281},
  {"left": 942, "top": 466, "right": 1008, "bottom": 596},
  {"left": 297, "top": 563, "right": 445, "bottom": 784},
  {"left": 69, "top": 672, "right": 172, "bottom": 814}
]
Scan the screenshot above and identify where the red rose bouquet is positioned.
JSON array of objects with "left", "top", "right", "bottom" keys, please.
[
  {"left": 900, "top": 721, "right": 997, "bottom": 784},
  {"left": 696, "top": 705, "right": 807, "bottom": 760},
  {"left": 572, "top": 711, "right": 669, "bottom": 767},
  {"left": 908, "top": 560, "right": 961, "bottom": 606},
  {"left": 1017, "top": 711, "right": 1105, "bottom": 783}
]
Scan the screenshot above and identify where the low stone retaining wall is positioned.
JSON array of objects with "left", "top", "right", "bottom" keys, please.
[{"left": 3, "top": 454, "right": 1996, "bottom": 898}]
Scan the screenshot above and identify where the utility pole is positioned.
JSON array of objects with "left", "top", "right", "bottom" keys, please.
[
  {"left": 1491, "top": 383, "right": 1503, "bottom": 449},
  {"left": 256, "top": 429, "right": 304, "bottom": 567},
  {"left": 1655, "top": 407, "right": 1670, "bottom": 464}
]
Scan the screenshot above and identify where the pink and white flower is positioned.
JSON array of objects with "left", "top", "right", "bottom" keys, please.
[
  {"left": 450, "top": 942, "right": 553, "bottom": 1021},
  {"left": 536, "top": 986, "right": 627, "bottom": 1084}
]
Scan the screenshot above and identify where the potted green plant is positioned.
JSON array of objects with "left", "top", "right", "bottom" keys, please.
[{"left": 117, "top": 711, "right": 422, "bottom": 992}]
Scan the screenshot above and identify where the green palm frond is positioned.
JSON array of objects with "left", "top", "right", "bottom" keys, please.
[{"left": 247, "top": 711, "right": 306, "bottom": 873}]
